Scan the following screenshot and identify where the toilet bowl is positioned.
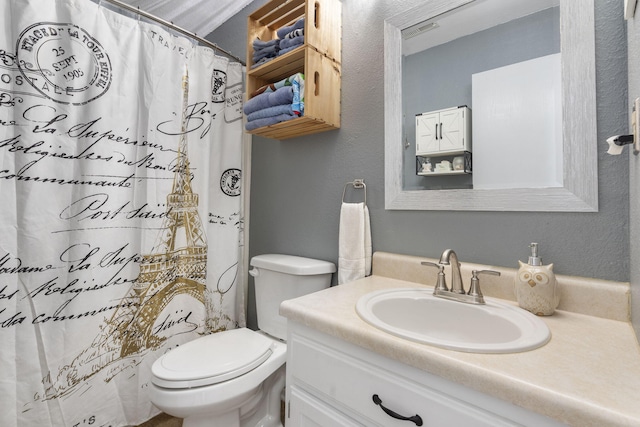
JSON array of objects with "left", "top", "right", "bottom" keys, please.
[
  {"left": 149, "top": 254, "right": 335, "bottom": 427},
  {"left": 150, "top": 328, "right": 287, "bottom": 427}
]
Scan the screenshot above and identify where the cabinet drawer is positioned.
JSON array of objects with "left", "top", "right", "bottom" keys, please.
[
  {"left": 289, "top": 335, "right": 519, "bottom": 427},
  {"left": 289, "top": 385, "right": 364, "bottom": 427}
]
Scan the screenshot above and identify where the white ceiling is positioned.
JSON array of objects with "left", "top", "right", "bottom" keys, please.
[
  {"left": 402, "top": 0, "right": 560, "bottom": 56},
  {"left": 119, "top": 0, "right": 254, "bottom": 37}
]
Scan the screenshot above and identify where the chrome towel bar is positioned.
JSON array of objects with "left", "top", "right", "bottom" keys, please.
[{"left": 342, "top": 179, "right": 366, "bottom": 205}]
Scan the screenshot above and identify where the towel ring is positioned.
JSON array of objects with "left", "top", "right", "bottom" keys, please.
[{"left": 342, "top": 179, "right": 366, "bottom": 205}]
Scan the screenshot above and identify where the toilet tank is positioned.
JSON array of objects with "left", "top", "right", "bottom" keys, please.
[{"left": 250, "top": 254, "right": 336, "bottom": 340}]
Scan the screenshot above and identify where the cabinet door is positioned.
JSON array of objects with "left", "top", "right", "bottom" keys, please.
[
  {"left": 288, "top": 386, "right": 364, "bottom": 427},
  {"left": 415, "top": 113, "right": 439, "bottom": 154},
  {"left": 439, "top": 108, "right": 466, "bottom": 152}
]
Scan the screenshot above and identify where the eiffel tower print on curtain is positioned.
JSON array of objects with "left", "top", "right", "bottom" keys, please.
[{"left": 110, "top": 67, "right": 208, "bottom": 357}]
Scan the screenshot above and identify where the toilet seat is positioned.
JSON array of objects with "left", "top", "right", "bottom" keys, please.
[{"left": 151, "top": 328, "right": 274, "bottom": 389}]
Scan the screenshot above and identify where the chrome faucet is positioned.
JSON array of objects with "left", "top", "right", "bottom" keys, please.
[{"left": 421, "top": 249, "right": 501, "bottom": 305}]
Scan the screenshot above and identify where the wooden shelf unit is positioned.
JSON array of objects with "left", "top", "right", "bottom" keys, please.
[{"left": 246, "top": 0, "right": 342, "bottom": 140}]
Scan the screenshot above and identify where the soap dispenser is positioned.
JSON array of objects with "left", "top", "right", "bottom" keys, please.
[{"left": 514, "top": 243, "right": 559, "bottom": 316}]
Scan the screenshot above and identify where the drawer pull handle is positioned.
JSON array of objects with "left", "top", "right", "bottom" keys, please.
[{"left": 372, "top": 394, "right": 423, "bottom": 426}]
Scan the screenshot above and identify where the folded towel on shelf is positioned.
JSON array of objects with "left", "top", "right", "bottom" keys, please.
[
  {"left": 244, "top": 73, "right": 306, "bottom": 130},
  {"left": 250, "top": 72, "right": 303, "bottom": 97},
  {"left": 250, "top": 21, "right": 303, "bottom": 68},
  {"left": 247, "top": 73, "right": 305, "bottom": 115},
  {"left": 338, "top": 203, "right": 372, "bottom": 285},
  {"left": 252, "top": 53, "right": 277, "bottom": 64},
  {"left": 246, "top": 104, "right": 297, "bottom": 122},
  {"left": 253, "top": 38, "right": 280, "bottom": 49},
  {"left": 284, "top": 28, "right": 304, "bottom": 39},
  {"left": 250, "top": 57, "right": 272, "bottom": 69},
  {"left": 279, "top": 35, "right": 304, "bottom": 50},
  {"left": 277, "top": 17, "right": 305, "bottom": 39},
  {"left": 253, "top": 44, "right": 280, "bottom": 62},
  {"left": 244, "top": 86, "right": 294, "bottom": 115},
  {"left": 245, "top": 113, "right": 297, "bottom": 131},
  {"left": 279, "top": 43, "right": 304, "bottom": 56},
  {"left": 251, "top": 38, "right": 281, "bottom": 68}
]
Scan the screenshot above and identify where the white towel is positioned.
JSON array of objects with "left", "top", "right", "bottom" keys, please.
[
  {"left": 364, "top": 205, "right": 371, "bottom": 275},
  {"left": 338, "top": 202, "right": 372, "bottom": 284}
]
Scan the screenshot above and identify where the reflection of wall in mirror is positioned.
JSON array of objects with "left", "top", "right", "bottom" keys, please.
[
  {"left": 472, "top": 53, "right": 562, "bottom": 190},
  {"left": 402, "top": 6, "right": 560, "bottom": 191}
]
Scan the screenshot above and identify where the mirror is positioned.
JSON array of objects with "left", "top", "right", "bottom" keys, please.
[{"left": 384, "top": 0, "right": 597, "bottom": 211}]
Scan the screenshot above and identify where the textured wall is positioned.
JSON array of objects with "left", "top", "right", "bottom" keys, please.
[{"left": 210, "top": 0, "right": 629, "bottom": 328}]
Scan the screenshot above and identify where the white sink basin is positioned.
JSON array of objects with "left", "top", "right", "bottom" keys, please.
[{"left": 356, "top": 288, "right": 550, "bottom": 353}]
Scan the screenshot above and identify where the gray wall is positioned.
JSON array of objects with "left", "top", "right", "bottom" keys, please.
[{"left": 210, "top": 0, "right": 630, "bottom": 329}]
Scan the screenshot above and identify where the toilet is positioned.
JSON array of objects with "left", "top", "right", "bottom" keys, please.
[{"left": 149, "top": 254, "right": 336, "bottom": 427}]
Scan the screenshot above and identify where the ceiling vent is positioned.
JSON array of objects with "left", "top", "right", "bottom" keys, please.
[{"left": 401, "top": 21, "right": 439, "bottom": 40}]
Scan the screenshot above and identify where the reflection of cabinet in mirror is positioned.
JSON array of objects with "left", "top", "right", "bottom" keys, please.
[
  {"left": 416, "top": 106, "right": 471, "bottom": 155},
  {"left": 417, "top": 152, "right": 471, "bottom": 176},
  {"left": 416, "top": 106, "right": 471, "bottom": 177}
]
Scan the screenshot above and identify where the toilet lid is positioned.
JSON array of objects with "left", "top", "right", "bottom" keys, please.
[{"left": 151, "top": 328, "right": 274, "bottom": 389}]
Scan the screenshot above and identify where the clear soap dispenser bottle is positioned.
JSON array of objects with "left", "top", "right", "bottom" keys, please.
[{"left": 514, "top": 243, "right": 559, "bottom": 316}]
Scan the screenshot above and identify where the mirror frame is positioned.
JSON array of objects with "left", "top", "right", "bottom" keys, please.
[{"left": 384, "top": 0, "right": 597, "bottom": 211}]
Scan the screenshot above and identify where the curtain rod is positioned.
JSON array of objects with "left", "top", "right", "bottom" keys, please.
[{"left": 99, "top": 0, "right": 246, "bottom": 65}]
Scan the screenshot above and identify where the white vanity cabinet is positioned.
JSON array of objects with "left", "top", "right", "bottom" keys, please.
[
  {"left": 285, "top": 323, "right": 564, "bottom": 427},
  {"left": 415, "top": 106, "right": 471, "bottom": 156}
]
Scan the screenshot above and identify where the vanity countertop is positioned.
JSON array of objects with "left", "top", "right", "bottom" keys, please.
[{"left": 280, "top": 275, "right": 640, "bottom": 427}]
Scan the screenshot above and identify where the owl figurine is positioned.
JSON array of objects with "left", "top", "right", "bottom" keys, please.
[{"left": 514, "top": 261, "right": 559, "bottom": 316}]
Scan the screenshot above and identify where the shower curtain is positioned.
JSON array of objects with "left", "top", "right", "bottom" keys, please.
[{"left": 0, "top": 0, "right": 245, "bottom": 425}]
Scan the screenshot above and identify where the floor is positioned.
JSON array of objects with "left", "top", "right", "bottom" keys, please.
[
  {"left": 137, "top": 400, "right": 285, "bottom": 426},
  {"left": 137, "top": 413, "right": 182, "bottom": 427}
]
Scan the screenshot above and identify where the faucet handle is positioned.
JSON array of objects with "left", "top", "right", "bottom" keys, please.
[
  {"left": 476, "top": 269, "right": 501, "bottom": 277},
  {"left": 421, "top": 261, "right": 449, "bottom": 292},
  {"left": 420, "top": 261, "right": 439, "bottom": 269},
  {"left": 468, "top": 270, "right": 501, "bottom": 303}
]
